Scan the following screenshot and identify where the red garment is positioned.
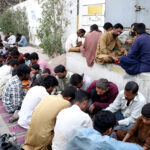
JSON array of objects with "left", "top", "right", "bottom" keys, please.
[
  {"left": 80, "top": 31, "right": 101, "bottom": 67},
  {"left": 18, "top": 53, "right": 25, "bottom": 64}
]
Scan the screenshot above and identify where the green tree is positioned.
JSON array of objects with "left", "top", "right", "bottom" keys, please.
[
  {"left": 0, "top": 7, "right": 29, "bottom": 41},
  {"left": 37, "top": 0, "right": 70, "bottom": 56}
]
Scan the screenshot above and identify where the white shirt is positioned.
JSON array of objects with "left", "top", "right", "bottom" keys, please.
[
  {"left": 65, "top": 33, "right": 84, "bottom": 52},
  {"left": 8, "top": 35, "right": 16, "bottom": 45},
  {"left": 0, "top": 65, "right": 12, "bottom": 80},
  {"left": 106, "top": 90, "right": 146, "bottom": 126},
  {"left": 81, "top": 74, "right": 93, "bottom": 91},
  {"left": 18, "top": 86, "right": 49, "bottom": 129},
  {"left": 52, "top": 104, "right": 93, "bottom": 150}
]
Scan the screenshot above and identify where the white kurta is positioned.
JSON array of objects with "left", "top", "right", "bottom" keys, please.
[
  {"left": 0, "top": 65, "right": 12, "bottom": 80},
  {"left": 18, "top": 86, "right": 49, "bottom": 129},
  {"left": 52, "top": 104, "right": 93, "bottom": 150},
  {"left": 8, "top": 35, "right": 16, "bottom": 45}
]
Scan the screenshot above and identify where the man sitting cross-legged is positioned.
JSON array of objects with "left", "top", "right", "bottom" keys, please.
[
  {"left": 106, "top": 81, "right": 146, "bottom": 131},
  {"left": 52, "top": 90, "right": 92, "bottom": 150},
  {"left": 18, "top": 75, "right": 58, "bottom": 129},
  {"left": 66, "top": 111, "right": 143, "bottom": 150},
  {"left": 23, "top": 86, "right": 77, "bottom": 150}
]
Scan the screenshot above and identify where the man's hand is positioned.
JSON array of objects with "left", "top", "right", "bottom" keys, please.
[
  {"left": 89, "top": 104, "right": 95, "bottom": 113},
  {"left": 111, "top": 56, "right": 119, "bottom": 61},
  {"left": 143, "top": 146, "right": 148, "bottom": 150},
  {"left": 124, "top": 50, "right": 128, "bottom": 56},
  {"left": 125, "top": 40, "right": 133, "bottom": 44}
]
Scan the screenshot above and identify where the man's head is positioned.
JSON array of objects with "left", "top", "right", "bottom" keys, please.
[
  {"left": 54, "top": 65, "right": 67, "bottom": 79},
  {"left": 16, "top": 33, "right": 22, "bottom": 38},
  {"left": 74, "top": 90, "right": 89, "bottom": 111},
  {"left": 96, "top": 79, "right": 109, "bottom": 95},
  {"left": 23, "top": 53, "right": 30, "bottom": 61},
  {"left": 94, "top": 110, "right": 116, "bottom": 135},
  {"left": 29, "top": 52, "right": 39, "bottom": 64},
  {"left": 124, "top": 81, "right": 138, "bottom": 101},
  {"left": 31, "top": 63, "right": 40, "bottom": 74},
  {"left": 11, "top": 48, "right": 20, "bottom": 59},
  {"left": 61, "top": 86, "right": 77, "bottom": 102},
  {"left": 130, "top": 23, "right": 137, "bottom": 36},
  {"left": 0, "top": 43, "right": 4, "bottom": 49},
  {"left": 9, "top": 58, "right": 19, "bottom": 69},
  {"left": 112, "top": 23, "right": 123, "bottom": 38},
  {"left": 43, "top": 68, "right": 51, "bottom": 77},
  {"left": 41, "top": 75, "right": 58, "bottom": 94},
  {"left": 70, "top": 74, "right": 83, "bottom": 89},
  {"left": 16, "top": 64, "right": 31, "bottom": 81},
  {"left": 90, "top": 24, "right": 98, "bottom": 32},
  {"left": 77, "top": 29, "right": 86, "bottom": 38},
  {"left": 141, "top": 103, "right": 150, "bottom": 125},
  {"left": 103, "top": 22, "right": 113, "bottom": 31},
  {"left": 134, "top": 23, "right": 146, "bottom": 35}
]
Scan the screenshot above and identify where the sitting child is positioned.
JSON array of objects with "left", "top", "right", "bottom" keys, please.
[
  {"left": 23, "top": 53, "right": 30, "bottom": 66},
  {"left": 116, "top": 103, "right": 150, "bottom": 150},
  {"left": 31, "top": 63, "right": 42, "bottom": 86},
  {"left": 43, "top": 68, "right": 51, "bottom": 77}
]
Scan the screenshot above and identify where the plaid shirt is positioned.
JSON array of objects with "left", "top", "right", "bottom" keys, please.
[{"left": 2, "top": 75, "right": 25, "bottom": 113}]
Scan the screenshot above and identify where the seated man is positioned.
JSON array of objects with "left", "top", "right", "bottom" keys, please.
[
  {"left": 106, "top": 81, "right": 146, "bottom": 131},
  {"left": 118, "top": 23, "right": 137, "bottom": 51},
  {"left": 80, "top": 24, "right": 101, "bottom": 67},
  {"left": 70, "top": 73, "right": 92, "bottom": 91},
  {"left": 43, "top": 68, "right": 51, "bottom": 77},
  {"left": 95, "top": 23, "right": 126, "bottom": 64},
  {"left": 66, "top": 111, "right": 143, "bottom": 150},
  {"left": 29, "top": 52, "right": 54, "bottom": 75},
  {"left": 2, "top": 64, "right": 31, "bottom": 113},
  {"left": 31, "top": 63, "right": 42, "bottom": 86},
  {"left": 120, "top": 23, "right": 150, "bottom": 75},
  {"left": 16, "top": 33, "right": 28, "bottom": 47},
  {"left": 0, "top": 43, "right": 7, "bottom": 56},
  {"left": 23, "top": 86, "right": 77, "bottom": 150},
  {"left": 103, "top": 22, "right": 113, "bottom": 32},
  {"left": 23, "top": 53, "right": 30, "bottom": 66},
  {"left": 52, "top": 90, "right": 92, "bottom": 150},
  {"left": 7, "top": 32, "right": 16, "bottom": 45},
  {"left": 54, "top": 65, "right": 72, "bottom": 92},
  {"left": 117, "top": 103, "right": 150, "bottom": 150},
  {"left": 65, "top": 29, "right": 86, "bottom": 52},
  {"left": 18, "top": 76, "right": 58, "bottom": 129},
  {"left": 0, "top": 59, "right": 18, "bottom": 99},
  {"left": 87, "top": 78, "right": 118, "bottom": 114},
  {"left": 11, "top": 48, "right": 25, "bottom": 64}
]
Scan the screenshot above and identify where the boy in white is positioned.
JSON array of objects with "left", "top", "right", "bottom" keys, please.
[
  {"left": 18, "top": 76, "right": 58, "bottom": 129},
  {"left": 52, "top": 90, "right": 93, "bottom": 150}
]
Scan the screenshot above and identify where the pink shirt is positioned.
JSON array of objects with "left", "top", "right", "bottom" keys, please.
[{"left": 37, "top": 58, "right": 54, "bottom": 75}]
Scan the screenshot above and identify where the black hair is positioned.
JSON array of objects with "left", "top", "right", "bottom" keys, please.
[
  {"left": 54, "top": 65, "right": 66, "bottom": 73},
  {"left": 70, "top": 74, "right": 83, "bottom": 86},
  {"left": 9, "top": 58, "right": 19, "bottom": 67},
  {"left": 74, "top": 90, "right": 89, "bottom": 103},
  {"left": 78, "top": 29, "right": 86, "bottom": 34},
  {"left": 0, "top": 43, "right": 3, "bottom": 47},
  {"left": 61, "top": 86, "right": 77, "bottom": 100},
  {"left": 141, "top": 103, "right": 150, "bottom": 118},
  {"left": 43, "top": 68, "right": 51, "bottom": 74},
  {"left": 94, "top": 110, "right": 116, "bottom": 134},
  {"left": 103, "top": 22, "right": 113, "bottom": 30},
  {"left": 41, "top": 75, "right": 58, "bottom": 89},
  {"left": 32, "top": 63, "right": 40, "bottom": 70},
  {"left": 113, "top": 23, "right": 124, "bottom": 30},
  {"left": 125, "top": 81, "right": 139, "bottom": 94},
  {"left": 134, "top": 23, "right": 146, "bottom": 34},
  {"left": 24, "top": 53, "right": 30, "bottom": 59},
  {"left": 29, "top": 52, "right": 39, "bottom": 60},
  {"left": 16, "top": 64, "right": 31, "bottom": 77},
  {"left": 11, "top": 48, "right": 20, "bottom": 56},
  {"left": 131, "top": 23, "right": 137, "bottom": 28},
  {"left": 12, "top": 69, "right": 17, "bottom": 76},
  {"left": 91, "top": 24, "right": 98, "bottom": 31}
]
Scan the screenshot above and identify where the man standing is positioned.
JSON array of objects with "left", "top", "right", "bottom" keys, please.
[
  {"left": 52, "top": 90, "right": 92, "bottom": 150},
  {"left": 54, "top": 65, "right": 72, "bottom": 92},
  {"left": 87, "top": 78, "right": 118, "bottom": 114},
  {"left": 120, "top": 23, "right": 150, "bottom": 75},
  {"left": 95, "top": 23, "right": 126, "bottom": 64},
  {"left": 106, "top": 81, "right": 146, "bottom": 130},
  {"left": 65, "top": 29, "right": 86, "bottom": 52},
  {"left": 80, "top": 24, "right": 101, "bottom": 67},
  {"left": 23, "top": 86, "right": 77, "bottom": 150}
]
